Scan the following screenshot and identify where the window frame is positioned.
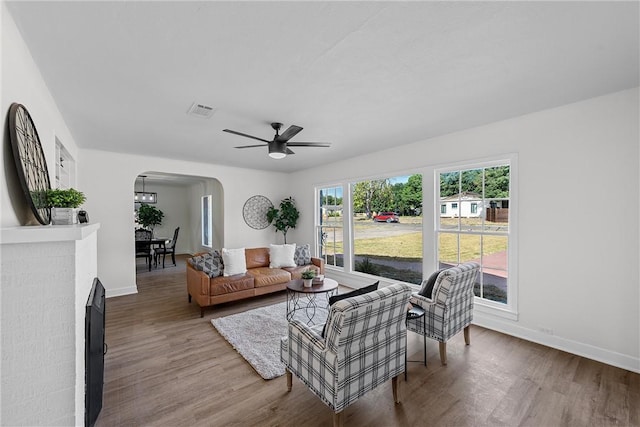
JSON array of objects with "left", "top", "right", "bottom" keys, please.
[
  {"left": 433, "top": 154, "right": 518, "bottom": 319},
  {"left": 312, "top": 154, "right": 517, "bottom": 320},
  {"left": 316, "top": 184, "right": 345, "bottom": 270},
  {"left": 201, "top": 195, "right": 212, "bottom": 248}
]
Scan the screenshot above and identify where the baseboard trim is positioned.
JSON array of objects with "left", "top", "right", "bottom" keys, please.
[
  {"left": 474, "top": 312, "right": 640, "bottom": 374},
  {"left": 327, "top": 269, "right": 640, "bottom": 374},
  {"left": 106, "top": 285, "right": 138, "bottom": 298}
]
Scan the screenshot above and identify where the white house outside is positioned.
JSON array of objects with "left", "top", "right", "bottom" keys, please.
[{"left": 440, "top": 192, "right": 508, "bottom": 221}]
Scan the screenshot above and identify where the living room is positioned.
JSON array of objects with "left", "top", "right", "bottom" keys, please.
[{"left": 1, "top": 1, "right": 638, "bottom": 426}]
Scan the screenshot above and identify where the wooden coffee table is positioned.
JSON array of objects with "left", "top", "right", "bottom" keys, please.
[{"left": 286, "top": 278, "right": 338, "bottom": 326}]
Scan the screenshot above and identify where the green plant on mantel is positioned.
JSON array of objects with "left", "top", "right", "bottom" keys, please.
[
  {"left": 137, "top": 203, "right": 164, "bottom": 232},
  {"left": 45, "top": 188, "right": 86, "bottom": 208},
  {"left": 267, "top": 197, "right": 299, "bottom": 244}
]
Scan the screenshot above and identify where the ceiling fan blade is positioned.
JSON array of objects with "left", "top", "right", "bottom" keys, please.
[
  {"left": 286, "top": 148, "right": 295, "bottom": 155},
  {"left": 223, "top": 129, "right": 270, "bottom": 143},
  {"left": 234, "top": 144, "right": 268, "bottom": 149},
  {"left": 275, "top": 125, "right": 303, "bottom": 142},
  {"left": 286, "top": 142, "right": 331, "bottom": 147}
]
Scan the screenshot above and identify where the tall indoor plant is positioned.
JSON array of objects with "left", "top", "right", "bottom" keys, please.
[
  {"left": 45, "top": 188, "right": 86, "bottom": 225},
  {"left": 137, "top": 203, "right": 164, "bottom": 236},
  {"left": 267, "top": 197, "right": 299, "bottom": 244}
]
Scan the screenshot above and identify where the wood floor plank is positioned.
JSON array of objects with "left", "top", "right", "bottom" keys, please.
[{"left": 94, "top": 255, "right": 640, "bottom": 426}]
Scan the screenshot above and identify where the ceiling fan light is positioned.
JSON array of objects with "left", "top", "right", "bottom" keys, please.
[{"left": 269, "top": 142, "right": 287, "bottom": 159}]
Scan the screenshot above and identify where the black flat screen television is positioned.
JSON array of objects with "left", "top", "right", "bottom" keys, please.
[{"left": 85, "top": 277, "right": 106, "bottom": 427}]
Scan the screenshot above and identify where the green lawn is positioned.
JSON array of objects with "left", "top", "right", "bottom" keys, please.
[{"left": 323, "top": 216, "right": 507, "bottom": 260}]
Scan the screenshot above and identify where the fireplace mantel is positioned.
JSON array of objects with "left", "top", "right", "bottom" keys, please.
[
  {"left": 0, "top": 222, "right": 100, "bottom": 244},
  {"left": 0, "top": 222, "right": 100, "bottom": 426}
]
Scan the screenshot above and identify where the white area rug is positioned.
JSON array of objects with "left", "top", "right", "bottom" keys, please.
[{"left": 211, "top": 298, "right": 328, "bottom": 380}]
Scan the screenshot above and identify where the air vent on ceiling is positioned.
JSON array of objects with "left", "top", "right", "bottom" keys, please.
[{"left": 187, "top": 102, "right": 216, "bottom": 119}]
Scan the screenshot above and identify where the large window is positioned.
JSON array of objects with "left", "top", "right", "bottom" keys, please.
[
  {"left": 437, "top": 162, "right": 511, "bottom": 305},
  {"left": 351, "top": 174, "right": 423, "bottom": 284},
  {"left": 317, "top": 186, "right": 344, "bottom": 268},
  {"left": 313, "top": 156, "right": 516, "bottom": 317}
]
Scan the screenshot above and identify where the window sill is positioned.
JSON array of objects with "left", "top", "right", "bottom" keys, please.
[{"left": 474, "top": 299, "right": 518, "bottom": 321}]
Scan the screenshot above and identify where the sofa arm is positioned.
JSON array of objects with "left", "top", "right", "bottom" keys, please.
[
  {"left": 311, "top": 257, "right": 325, "bottom": 275},
  {"left": 186, "top": 263, "right": 210, "bottom": 298}
]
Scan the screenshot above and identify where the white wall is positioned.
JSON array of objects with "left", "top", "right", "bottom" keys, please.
[
  {"left": 135, "top": 181, "right": 194, "bottom": 255},
  {"left": 0, "top": 1, "right": 79, "bottom": 228},
  {"left": 287, "top": 88, "right": 640, "bottom": 373},
  {"left": 78, "top": 149, "right": 289, "bottom": 297}
]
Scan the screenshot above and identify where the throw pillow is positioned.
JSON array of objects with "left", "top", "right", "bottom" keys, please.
[
  {"left": 222, "top": 248, "right": 247, "bottom": 276},
  {"left": 187, "top": 254, "right": 205, "bottom": 270},
  {"left": 328, "top": 281, "right": 379, "bottom": 306},
  {"left": 187, "top": 253, "right": 212, "bottom": 271},
  {"left": 293, "top": 243, "right": 312, "bottom": 266},
  {"left": 202, "top": 250, "right": 224, "bottom": 277},
  {"left": 269, "top": 244, "right": 297, "bottom": 268},
  {"left": 418, "top": 269, "right": 445, "bottom": 299},
  {"left": 323, "top": 281, "right": 380, "bottom": 338}
]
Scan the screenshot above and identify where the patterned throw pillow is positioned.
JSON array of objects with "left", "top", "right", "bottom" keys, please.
[
  {"left": 202, "top": 250, "right": 224, "bottom": 277},
  {"left": 187, "top": 254, "right": 207, "bottom": 271},
  {"left": 293, "top": 243, "right": 311, "bottom": 266}
]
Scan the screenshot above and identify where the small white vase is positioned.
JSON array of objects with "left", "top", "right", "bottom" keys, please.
[{"left": 303, "top": 279, "right": 313, "bottom": 288}]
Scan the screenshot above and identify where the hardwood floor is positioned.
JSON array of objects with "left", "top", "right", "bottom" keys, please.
[{"left": 98, "top": 254, "right": 639, "bottom": 426}]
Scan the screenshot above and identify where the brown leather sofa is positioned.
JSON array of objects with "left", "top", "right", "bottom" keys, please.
[{"left": 187, "top": 247, "right": 325, "bottom": 317}]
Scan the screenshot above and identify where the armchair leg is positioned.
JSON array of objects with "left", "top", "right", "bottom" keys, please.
[
  {"left": 464, "top": 325, "right": 471, "bottom": 345},
  {"left": 392, "top": 374, "right": 401, "bottom": 404},
  {"left": 188, "top": 294, "right": 192, "bottom": 303},
  {"left": 439, "top": 342, "right": 447, "bottom": 365},
  {"left": 200, "top": 307, "right": 205, "bottom": 318},
  {"left": 286, "top": 370, "right": 292, "bottom": 392},
  {"left": 333, "top": 411, "right": 343, "bottom": 427}
]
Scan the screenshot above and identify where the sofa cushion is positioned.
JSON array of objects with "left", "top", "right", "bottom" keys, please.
[
  {"left": 283, "top": 264, "right": 320, "bottom": 280},
  {"left": 293, "top": 243, "right": 311, "bottom": 266},
  {"left": 222, "top": 248, "right": 247, "bottom": 276},
  {"left": 245, "top": 247, "right": 270, "bottom": 269},
  {"left": 247, "top": 267, "right": 291, "bottom": 287},
  {"left": 269, "top": 244, "right": 297, "bottom": 268},
  {"left": 202, "top": 250, "right": 224, "bottom": 277},
  {"left": 209, "top": 274, "right": 254, "bottom": 296}
]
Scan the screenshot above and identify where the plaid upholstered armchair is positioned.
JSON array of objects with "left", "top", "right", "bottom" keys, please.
[
  {"left": 406, "top": 262, "right": 480, "bottom": 365},
  {"left": 280, "top": 283, "right": 412, "bottom": 427}
]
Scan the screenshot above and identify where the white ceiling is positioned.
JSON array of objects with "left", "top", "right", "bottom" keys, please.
[{"left": 6, "top": 1, "right": 639, "bottom": 173}]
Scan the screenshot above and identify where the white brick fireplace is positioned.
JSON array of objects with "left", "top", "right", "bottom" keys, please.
[{"left": 1, "top": 223, "right": 100, "bottom": 426}]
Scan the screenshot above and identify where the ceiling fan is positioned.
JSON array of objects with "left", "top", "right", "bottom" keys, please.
[{"left": 223, "top": 122, "right": 331, "bottom": 159}]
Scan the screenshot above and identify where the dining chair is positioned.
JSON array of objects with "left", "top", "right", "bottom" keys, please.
[
  {"left": 156, "top": 227, "right": 179, "bottom": 268},
  {"left": 134, "top": 228, "right": 154, "bottom": 271}
]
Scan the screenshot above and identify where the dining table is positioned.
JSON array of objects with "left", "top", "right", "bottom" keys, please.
[{"left": 135, "top": 236, "right": 169, "bottom": 269}]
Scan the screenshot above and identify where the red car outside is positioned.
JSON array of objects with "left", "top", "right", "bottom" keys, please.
[{"left": 373, "top": 212, "right": 399, "bottom": 223}]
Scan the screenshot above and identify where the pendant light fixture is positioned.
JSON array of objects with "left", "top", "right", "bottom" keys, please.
[{"left": 134, "top": 175, "right": 157, "bottom": 204}]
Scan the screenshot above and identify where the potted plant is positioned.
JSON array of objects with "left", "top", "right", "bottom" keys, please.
[
  {"left": 45, "top": 188, "right": 86, "bottom": 225},
  {"left": 301, "top": 269, "right": 316, "bottom": 288},
  {"left": 266, "top": 197, "right": 299, "bottom": 244},
  {"left": 137, "top": 203, "right": 164, "bottom": 236}
]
